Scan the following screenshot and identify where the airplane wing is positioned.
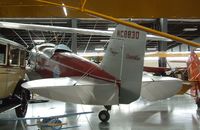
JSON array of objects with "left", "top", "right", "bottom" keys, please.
[
  {"left": 0, "top": 21, "right": 172, "bottom": 41},
  {"left": 0, "top": 111, "right": 93, "bottom": 121},
  {"left": 168, "top": 60, "right": 187, "bottom": 63},
  {"left": 143, "top": 66, "right": 171, "bottom": 74},
  {"left": 0, "top": 21, "right": 112, "bottom": 36},
  {"left": 21, "top": 77, "right": 118, "bottom": 105},
  {"left": 145, "top": 51, "right": 200, "bottom": 58}
]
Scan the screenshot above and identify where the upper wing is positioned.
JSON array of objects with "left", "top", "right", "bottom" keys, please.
[
  {"left": 0, "top": 21, "right": 112, "bottom": 36},
  {"left": 0, "top": 21, "right": 172, "bottom": 41},
  {"left": 146, "top": 34, "right": 172, "bottom": 41}
]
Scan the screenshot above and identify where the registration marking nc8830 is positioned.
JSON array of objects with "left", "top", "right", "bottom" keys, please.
[{"left": 117, "top": 30, "right": 140, "bottom": 39}]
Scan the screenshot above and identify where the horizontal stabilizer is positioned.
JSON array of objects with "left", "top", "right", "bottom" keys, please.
[
  {"left": 141, "top": 76, "right": 182, "bottom": 101},
  {"left": 22, "top": 77, "right": 119, "bottom": 105}
]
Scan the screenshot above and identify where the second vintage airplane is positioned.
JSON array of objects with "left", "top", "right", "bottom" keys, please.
[{"left": 22, "top": 24, "right": 182, "bottom": 122}]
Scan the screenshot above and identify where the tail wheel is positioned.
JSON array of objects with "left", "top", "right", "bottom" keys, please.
[
  {"left": 98, "top": 110, "right": 110, "bottom": 122},
  {"left": 15, "top": 89, "right": 28, "bottom": 117}
]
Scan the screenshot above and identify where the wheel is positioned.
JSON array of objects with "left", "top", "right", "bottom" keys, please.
[
  {"left": 98, "top": 110, "right": 110, "bottom": 122},
  {"left": 14, "top": 79, "right": 31, "bottom": 101},
  {"left": 15, "top": 89, "right": 28, "bottom": 117}
]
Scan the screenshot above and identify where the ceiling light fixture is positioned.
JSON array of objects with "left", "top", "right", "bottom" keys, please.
[
  {"left": 100, "top": 40, "right": 109, "bottom": 42},
  {"left": 107, "top": 27, "right": 115, "bottom": 31},
  {"left": 33, "top": 40, "right": 45, "bottom": 43},
  {"left": 62, "top": 3, "right": 68, "bottom": 16},
  {"left": 95, "top": 47, "right": 104, "bottom": 51},
  {"left": 183, "top": 28, "right": 198, "bottom": 31}
]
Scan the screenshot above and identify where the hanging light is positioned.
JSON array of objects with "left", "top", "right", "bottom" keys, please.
[
  {"left": 62, "top": 3, "right": 68, "bottom": 16},
  {"left": 33, "top": 39, "right": 45, "bottom": 43},
  {"left": 183, "top": 28, "right": 198, "bottom": 32}
]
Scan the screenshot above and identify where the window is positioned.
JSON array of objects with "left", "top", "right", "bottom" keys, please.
[
  {"left": 43, "top": 48, "right": 54, "bottom": 57},
  {"left": 10, "top": 47, "right": 20, "bottom": 66},
  {"left": 0, "top": 44, "right": 7, "bottom": 65},
  {"left": 20, "top": 50, "right": 26, "bottom": 67}
]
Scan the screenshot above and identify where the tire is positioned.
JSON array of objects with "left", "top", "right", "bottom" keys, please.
[
  {"left": 98, "top": 110, "right": 110, "bottom": 122},
  {"left": 14, "top": 79, "right": 28, "bottom": 96},
  {"left": 15, "top": 89, "right": 28, "bottom": 117}
]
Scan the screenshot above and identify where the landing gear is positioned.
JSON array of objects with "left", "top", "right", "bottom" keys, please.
[
  {"left": 104, "top": 105, "right": 111, "bottom": 111},
  {"left": 14, "top": 79, "right": 30, "bottom": 118},
  {"left": 98, "top": 105, "right": 111, "bottom": 122},
  {"left": 99, "top": 110, "right": 110, "bottom": 122},
  {"left": 15, "top": 88, "right": 29, "bottom": 117}
]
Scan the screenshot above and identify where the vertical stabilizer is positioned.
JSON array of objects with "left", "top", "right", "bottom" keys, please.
[{"left": 100, "top": 25, "right": 146, "bottom": 104}]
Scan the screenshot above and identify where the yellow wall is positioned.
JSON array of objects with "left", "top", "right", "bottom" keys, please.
[{"left": 0, "top": 0, "right": 200, "bottom": 18}]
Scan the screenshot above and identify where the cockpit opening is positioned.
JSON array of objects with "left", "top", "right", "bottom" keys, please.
[{"left": 54, "top": 44, "right": 72, "bottom": 53}]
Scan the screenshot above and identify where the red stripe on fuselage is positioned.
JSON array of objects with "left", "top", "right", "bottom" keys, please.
[{"left": 37, "top": 52, "right": 119, "bottom": 83}]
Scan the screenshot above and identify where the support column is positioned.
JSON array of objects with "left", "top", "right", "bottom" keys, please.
[
  {"left": 71, "top": 19, "right": 77, "bottom": 53},
  {"left": 158, "top": 18, "right": 168, "bottom": 67}
]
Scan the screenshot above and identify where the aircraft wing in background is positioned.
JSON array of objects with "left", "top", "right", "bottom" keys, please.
[
  {"left": 0, "top": 21, "right": 172, "bottom": 41},
  {"left": 0, "top": 111, "right": 93, "bottom": 130},
  {"left": 143, "top": 66, "right": 171, "bottom": 74}
]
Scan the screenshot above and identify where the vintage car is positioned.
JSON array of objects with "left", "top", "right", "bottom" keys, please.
[{"left": 0, "top": 37, "right": 30, "bottom": 117}]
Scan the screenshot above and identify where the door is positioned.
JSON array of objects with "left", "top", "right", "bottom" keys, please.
[{"left": 6, "top": 46, "right": 22, "bottom": 96}]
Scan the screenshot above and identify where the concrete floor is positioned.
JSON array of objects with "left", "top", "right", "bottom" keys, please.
[{"left": 0, "top": 95, "right": 199, "bottom": 130}]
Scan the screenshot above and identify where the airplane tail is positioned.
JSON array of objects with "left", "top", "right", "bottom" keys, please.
[{"left": 100, "top": 25, "right": 146, "bottom": 104}]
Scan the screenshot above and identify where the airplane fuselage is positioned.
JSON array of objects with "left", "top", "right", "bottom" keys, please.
[
  {"left": 36, "top": 52, "right": 119, "bottom": 84},
  {"left": 27, "top": 44, "right": 182, "bottom": 104}
]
